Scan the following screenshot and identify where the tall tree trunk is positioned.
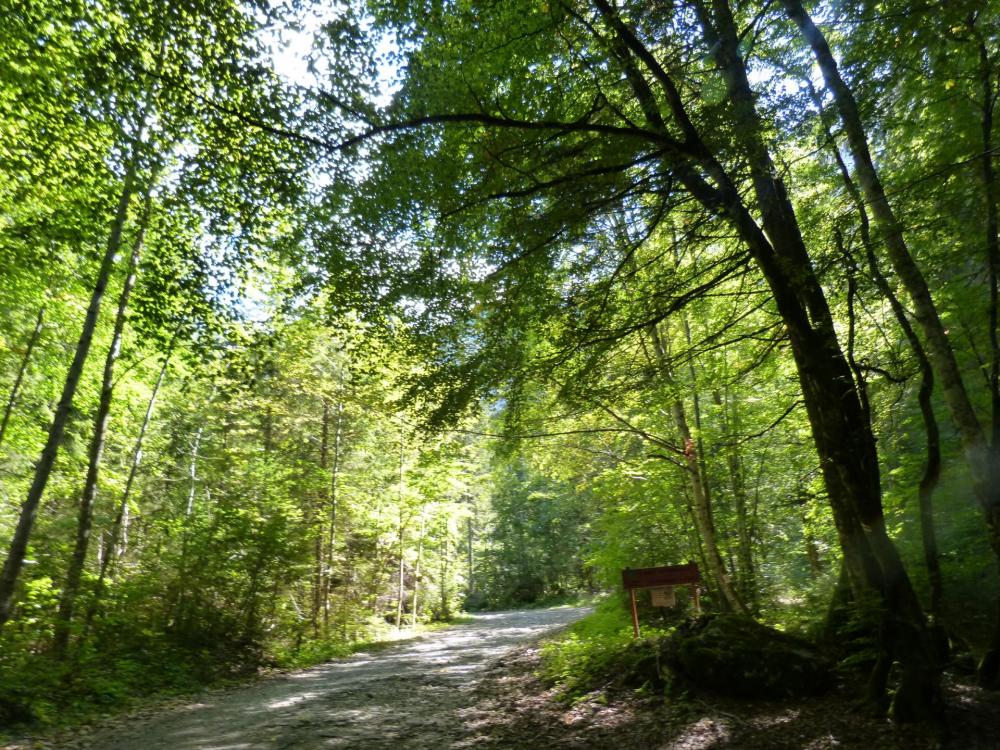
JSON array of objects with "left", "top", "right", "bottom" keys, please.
[
  {"left": 117, "top": 335, "right": 173, "bottom": 562},
  {"left": 647, "top": 323, "right": 748, "bottom": 615},
  {"left": 0, "top": 146, "right": 142, "bottom": 628},
  {"left": 395, "top": 441, "right": 405, "bottom": 631},
  {"left": 785, "top": 4, "right": 1000, "bottom": 691},
  {"left": 466, "top": 514, "right": 475, "bottom": 597},
  {"left": 411, "top": 511, "right": 425, "bottom": 628},
  {"left": 312, "top": 400, "right": 330, "bottom": 637},
  {"left": 683, "top": 316, "right": 739, "bottom": 584},
  {"left": 0, "top": 306, "right": 44, "bottom": 449},
  {"left": 976, "top": 27, "right": 1000, "bottom": 450},
  {"left": 808, "top": 80, "right": 945, "bottom": 624},
  {"left": 323, "top": 401, "right": 343, "bottom": 634},
  {"left": 782, "top": 0, "right": 984, "bottom": 456},
  {"left": 975, "top": 28, "right": 1000, "bottom": 687},
  {"left": 53, "top": 178, "right": 155, "bottom": 657},
  {"left": 81, "top": 337, "right": 173, "bottom": 640},
  {"left": 689, "top": 0, "right": 940, "bottom": 719}
]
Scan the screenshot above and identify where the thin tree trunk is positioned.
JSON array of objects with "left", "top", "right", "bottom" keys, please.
[
  {"left": 682, "top": 316, "right": 738, "bottom": 583},
  {"left": 82, "top": 337, "right": 173, "bottom": 638},
  {"left": 466, "top": 514, "right": 475, "bottom": 597},
  {"left": 53, "top": 178, "right": 155, "bottom": 657},
  {"left": 411, "top": 511, "right": 425, "bottom": 628},
  {"left": 117, "top": 336, "right": 173, "bottom": 562},
  {"left": 976, "top": 33, "right": 1000, "bottom": 450},
  {"left": 396, "top": 441, "right": 405, "bottom": 631},
  {"left": 715, "top": 387, "right": 757, "bottom": 608},
  {"left": 187, "top": 428, "right": 205, "bottom": 517},
  {"left": 647, "top": 323, "right": 748, "bottom": 615},
  {"left": 975, "top": 27, "right": 1000, "bottom": 687},
  {"left": 173, "top": 394, "right": 210, "bottom": 625},
  {"left": 439, "top": 525, "right": 451, "bottom": 620},
  {"left": 692, "top": 0, "right": 939, "bottom": 719},
  {"left": 0, "top": 146, "right": 142, "bottom": 628},
  {"left": 310, "top": 400, "right": 330, "bottom": 637},
  {"left": 0, "top": 306, "right": 44, "bottom": 449},
  {"left": 323, "top": 400, "right": 343, "bottom": 633}
]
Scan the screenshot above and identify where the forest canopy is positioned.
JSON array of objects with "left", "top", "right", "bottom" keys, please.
[{"left": 1, "top": 0, "right": 999, "bottom": 734}]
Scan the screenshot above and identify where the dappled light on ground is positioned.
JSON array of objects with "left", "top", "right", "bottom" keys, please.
[{"left": 36, "top": 608, "right": 588, "bottom": 750}]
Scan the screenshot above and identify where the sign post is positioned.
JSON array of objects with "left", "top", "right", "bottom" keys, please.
[{"left": 621, "top": 562, "right": 701, "bottom": 638}]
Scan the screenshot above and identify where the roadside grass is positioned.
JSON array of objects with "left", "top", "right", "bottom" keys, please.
[{"left": 538, "top": 594, "right": 676, "bottom": 700}]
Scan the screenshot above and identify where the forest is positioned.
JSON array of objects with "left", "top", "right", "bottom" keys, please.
[{"left": 2, "top": 0, "right": 1000, "bottom": 747}]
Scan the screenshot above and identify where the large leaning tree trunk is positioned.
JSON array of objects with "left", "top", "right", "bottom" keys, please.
[
  {"left": 0, "top": 132, "right": 144, "bottom": 628},
  {"left": 804, "top": 78, "right": 945, "bottom": 624},
  {"left": 782, "top": 0, "right": 999, "bottom": 688},
  {"left": 697, "top": 0, "right": 938, "bottom": 717},
  {"left": 585, "top": 0, "right": 942, "bottom": 719},
  {"left": 53, "top": 176, "right": 157, "bottom": 657}
]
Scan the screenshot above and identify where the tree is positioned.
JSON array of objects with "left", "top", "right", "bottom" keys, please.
[{"left": 330, "top": 0, "right": 941, "bottom": 717}]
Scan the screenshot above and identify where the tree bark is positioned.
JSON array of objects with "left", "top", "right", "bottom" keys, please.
[
  {"left": 0, "top": 145, "right": 141, "bottom": 628},
  {"left": 782, "top": 0, "right": 984, "bottom": 457},
  {"left": 0, "top": 306, "right": 44, "bottom": 449},
  {"left": 784, "top": 1, "right": 984, "bottom": 693},
  {"left": 975, "top": 26, "right": 1000, "bottom": 688},
  {"left": 53, "top": 177, "right": 155, "bottom": 657}
]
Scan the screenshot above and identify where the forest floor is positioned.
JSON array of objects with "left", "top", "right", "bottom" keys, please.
[
  {"left": 467, "top": 641, "right": 1000, "bottom": 749},
  {"left": 5, "top": 605, "right": 1000, "bottom": 750}
]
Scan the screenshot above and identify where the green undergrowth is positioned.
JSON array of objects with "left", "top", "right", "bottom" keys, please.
[{"left": 539, "top": 595, "right": 676, "bottom": 699}]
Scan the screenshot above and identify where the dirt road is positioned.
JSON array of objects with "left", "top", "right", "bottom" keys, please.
[{"left": 56, "top": 607, "right": 588, "bottom": 750}]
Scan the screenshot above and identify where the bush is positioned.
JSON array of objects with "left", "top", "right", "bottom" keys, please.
[{"left": 540, "top": 595, "right": 674, "bottom": 697}]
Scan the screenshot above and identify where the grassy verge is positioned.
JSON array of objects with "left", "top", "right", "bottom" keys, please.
[{"left": 538, "top": 594, "right": 677, "bottom": 699}]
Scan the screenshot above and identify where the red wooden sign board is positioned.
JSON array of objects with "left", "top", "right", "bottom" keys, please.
[
  {"left": 622, "top": 563, "right": 700, "bottom": 589},
  {"left": 621, "top": 563, "right": 701, "bottom": 638}
]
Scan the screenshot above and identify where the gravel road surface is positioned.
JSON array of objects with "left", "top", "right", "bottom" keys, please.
[{"left": 54, "top": 606, "right": 588, "bottom": 750}]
